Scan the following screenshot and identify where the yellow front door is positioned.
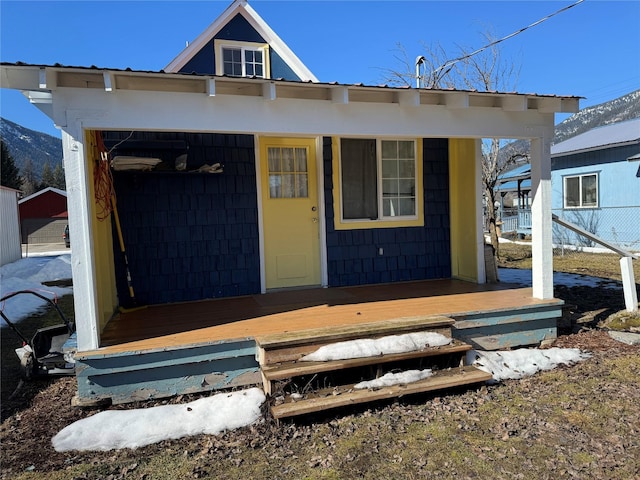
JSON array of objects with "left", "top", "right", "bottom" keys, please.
[{"left": 260, "top": 137, "right": 321, "bottom": 289}]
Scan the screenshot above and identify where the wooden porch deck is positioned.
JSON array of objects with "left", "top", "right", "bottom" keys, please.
[
  {"left": 96, "top": 279, "right": 561, "bottom": 355},
  {"left": 73, "top": 279, "right": 563, "bottom": 406}
]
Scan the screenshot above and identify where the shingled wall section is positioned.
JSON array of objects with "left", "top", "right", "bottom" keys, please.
[{"left": 323, "top": 137, "right": 452, "bottom": 287}]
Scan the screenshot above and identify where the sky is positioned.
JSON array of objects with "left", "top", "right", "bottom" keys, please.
[{"left": 1, "top": 0, "right": 638, "bottom": 139}]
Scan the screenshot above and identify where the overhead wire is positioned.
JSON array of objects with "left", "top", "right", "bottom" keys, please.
[{"left": 429, "top": 0, "right": 586, "bottom": 80}]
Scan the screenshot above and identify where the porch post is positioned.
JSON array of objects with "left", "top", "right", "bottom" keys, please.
[
  {"left": 62, "top": 128, "right": 101, "bottom": 351},
  {"left": 530, "top": 136, "right": 554, "bottom": 299}
]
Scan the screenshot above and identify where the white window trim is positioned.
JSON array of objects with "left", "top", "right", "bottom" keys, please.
[
  {"left": 563, "top": 172, "right": 599, "bottom": 209},
  {"left": 214, "top": 40, "right": 270, "bottom": 78},
  {"left": 335, "top": 137, "right": 424, "bottom": 229}
]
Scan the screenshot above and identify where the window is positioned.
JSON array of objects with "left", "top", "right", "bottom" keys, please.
[
  {"left": 215, "top": 40, "right": 269, "bottom": 78},
  {"left": 336, "top": 138, "right": 422, "bottom": 228},
  {"left": 267, "top": 147, "right": 308, "bottom": 198},
  {"left": 564, "top": 173, "right": 598, "bottom": 208}
]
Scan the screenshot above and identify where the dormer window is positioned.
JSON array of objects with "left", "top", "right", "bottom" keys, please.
[{"left": 215, "top": 40, "right": 269, "bottom": 78}]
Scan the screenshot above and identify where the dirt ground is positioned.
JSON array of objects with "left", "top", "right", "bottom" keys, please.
[{"left": 1, "top": 284, "right": 639, "bottom": 479}]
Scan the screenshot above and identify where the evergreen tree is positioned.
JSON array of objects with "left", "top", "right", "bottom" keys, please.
[
  {"left": 20, "top": 159, "right": 39, "bottom": 196},
  {"left": 41, "top": 161, "right": 54, "bottom": 187},
  {"left": 52, "top": 162, "right": 66, "bottom": 190},
  {"left": 1, "top": 140, "right": 22, "bottom": 190}
]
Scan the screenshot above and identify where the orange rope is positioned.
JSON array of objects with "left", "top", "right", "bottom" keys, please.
[{"left": 94, "top": 131, "right": 115, "bottom": 221}]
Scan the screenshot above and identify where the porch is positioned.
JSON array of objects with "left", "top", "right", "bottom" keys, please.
[{"left": 73, "top": 279, "right": 563, "bottom": 406}]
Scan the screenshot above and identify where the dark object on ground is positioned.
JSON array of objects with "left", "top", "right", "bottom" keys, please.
[
  {"left": 63, "top": 224, "right": 70, "bottom": 248},
  {"left": 0, "top": 290, "right": 75, "bottom": 378}
]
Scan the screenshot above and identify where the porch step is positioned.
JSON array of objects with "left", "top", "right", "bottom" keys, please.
[
  {"left": 270, "top": 366, "right": 492, "bottom": 419},
  {"left": 256, "top": 315, "right": 455, "bottom": 365},
  {"left": 262, "top": 340, "right": 472, "bottom": 384},
  {"left": 256, "top": 315, "right": 491, "bottom": 418}
]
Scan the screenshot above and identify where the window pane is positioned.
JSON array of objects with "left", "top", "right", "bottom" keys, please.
[
  {"left": 279, "top": 174, "right": 294, "bottom": 198},
  {"left": 582, "top": 174, "right": 597, "bottom": 206},
  {"left": 399, "top": 179, "right": 415, "bottom": 196},
  {"left": 399, "top": 197, "right": 416, "bottom": 216},
  {"left": 383, "top": 198, "right": 397, "bottom": 217},
  {"left": 297, "top": 173, "right": 308, "bottom": 198},
  {"left": 281, "top": 148, "right": 294, "bottom": 172},
  {"left": 295, "top": 148, "right": 308, "bottom": 172},
  {"left": 381, "top": 140, "right": 397, "bottom": 159},
  {"left": 398, "top": 160, "right": 415, "bottom": 178},
  {"left": 246, "top": 64, "right": 255, "bottom": 76},
  {"left": 382, "top": 179, "right": 399, "bottom": 196},
  {"left": 254, "top": 50, "right": 263, "bottom": 62},
  {"left": 565, "top": 177, "right": 579, "bottom": 207},
  {"left": 341, "top": 139, "right": 378, "bottom": 220},
  {"left": 268, "top": 148, "right": 280, "bottom": 173},
  {"left": 382, "top": 159, "right": 398, "bottom": 178},
  {"left": 398, "top": 141, "right": 414, "bottom": 159},
  {"left": 255, "top": 65, "right": 263, "bottom": 77},
  {"left": 269, "top": 174, "right": 281, "bottom": 198}
]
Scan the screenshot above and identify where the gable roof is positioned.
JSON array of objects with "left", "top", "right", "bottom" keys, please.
[
  {"left": 18, "top": 186, "right": 67, "bottom": 204},
  {"left": 164, "top": 0, "right": 317, "bottom": 82},
  {"left": 551, "top": 118, "right": 640, "bottom": 157}
]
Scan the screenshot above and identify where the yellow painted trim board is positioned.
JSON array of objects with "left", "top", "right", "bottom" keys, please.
[
  {"left": 332, "top": 137, "right": 424, "bottom": 230},
  {"left": 85, "top": 130, "right": 118, "bottom": 332},
  {"left": 449, "top": 138, "right": 478, "bottom": 282}
]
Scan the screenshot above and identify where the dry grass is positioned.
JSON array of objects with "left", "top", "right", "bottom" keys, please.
[{"left": 497, "top": 241, "right": 640, "bottom": 284}]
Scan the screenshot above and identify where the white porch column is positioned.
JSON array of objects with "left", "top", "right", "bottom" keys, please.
[
  {"left": 62, "top": 128, "right": 100, "bottom": 351},
  {"left": 530, "top": 136, "right": 554, "bottom": 299}
]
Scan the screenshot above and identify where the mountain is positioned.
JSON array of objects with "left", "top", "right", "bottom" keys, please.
[
  {"left": 0, "top": 117, "right": 63, "bottom": 181},
  {"left": 497, "top": 89, "right": 640, "bottom": 165},
  {"left": 553, "top": 89, "right": 640, "bottom": 144}
]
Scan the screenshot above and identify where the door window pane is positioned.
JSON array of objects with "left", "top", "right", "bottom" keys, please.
[{"left": 267, "top": 147, "right": 309, "bottom": 198}]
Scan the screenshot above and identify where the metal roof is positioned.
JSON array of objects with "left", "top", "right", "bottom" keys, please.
[
  {"left": 551, "top": 118, "right": 640, "bottom": 157},
  {"left": 0, "top": 62, "right": 581, "bottom": 110}
]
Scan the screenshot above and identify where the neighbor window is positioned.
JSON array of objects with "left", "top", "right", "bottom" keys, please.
[
  {"left": 215, "top": 40, "right": 269, "bottom": 78},
  {"left": 564, "top": 173, "right": 598, "bottom": 208},
  {"left": 339, "top": 138, "right": 418, "bottom": 223}
]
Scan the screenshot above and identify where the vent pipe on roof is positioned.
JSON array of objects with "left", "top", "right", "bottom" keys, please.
[{"left": 415, "top": 56, "right": 425, "bottom": 89}]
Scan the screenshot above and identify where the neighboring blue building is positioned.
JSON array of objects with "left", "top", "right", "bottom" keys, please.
[{"left": 551, "top": 118, "right": 640, "bottom": 251}]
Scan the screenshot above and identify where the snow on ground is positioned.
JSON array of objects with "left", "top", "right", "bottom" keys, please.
[
  {"left": 499, "top": 267, "right": 622, "bottom": 289},
  {"left": 52, "top": 388, "right": 266, "bottom": 452},
  {"left": 301, "top": 332, "right": 451, "bottom": 362},
  {"left": 354, "top": 369, "right": 433, "bottom": 389},
  {"left": 1, "top": 254, "right": 597, "bottom": 451},
  {"left": 467, "top": 347, "right": 591, "bottom": 382},
  {"left": 0, "top": 255, "right": 73, "bottom": 325}
]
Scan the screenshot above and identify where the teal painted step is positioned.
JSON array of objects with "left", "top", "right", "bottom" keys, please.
[
  {"left": 451, "top": 304, "right": 562, "bottom": 350},
  {"left": 74, "top": 340, "right": 260, "bottom": 405}
]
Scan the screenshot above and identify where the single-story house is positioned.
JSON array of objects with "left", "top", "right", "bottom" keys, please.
[
  {"left": 551, "top": 118, "right": 640, "bottom": 251},
  {"left": 0, "top": 185, "right": 22, "bottom": 265},
  {"left": 18, "top": 186, "right": 68, "bottom": 244},
  {"left": 0, "top": 0, "right": 579, "bottom": 409}
]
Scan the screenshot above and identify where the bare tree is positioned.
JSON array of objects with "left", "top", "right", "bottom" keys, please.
[{"left": 382, "top": 32, "right": 523, "bottom": 280}]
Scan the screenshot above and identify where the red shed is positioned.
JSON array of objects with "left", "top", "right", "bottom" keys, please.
[{"left": 18, "top": 187, "right": 68, "bottom": 244}]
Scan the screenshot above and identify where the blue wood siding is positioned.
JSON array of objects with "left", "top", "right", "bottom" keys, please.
[
  {"left": 551, "top": 144, "right": 640, "bottom": 248},
  {"left": 179, "top": 13, "right": 302, "bottom": 81},
  {"left": 323, "top": 137, "right": 452, "bottom": 287},
  {"left": 106, "top": 132, "right": 260, "bottom": 306}
]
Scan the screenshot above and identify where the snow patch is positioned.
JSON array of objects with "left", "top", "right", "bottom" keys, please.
[
  {"left": 301, "top": 332, "right": 451, "bottom": 362},
  {"left": 1, "top": 255, "right": 72, "bottom": 324},
  {"left": 467, "top": 347, "right": 591, "bottom": 381},
  {"left": 354, "top": 369, "right": 433, "bottom": 389},
  {"left": 52, "top": 388, "right": 266, "bottom": 452}
]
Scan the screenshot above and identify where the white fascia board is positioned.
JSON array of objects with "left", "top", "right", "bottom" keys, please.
[
  {"left": 57, "top": 87, "right": 556, "bottom": 142},
  {"left": 164, "top": 0, "right": 318, "bottom": 82}
]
